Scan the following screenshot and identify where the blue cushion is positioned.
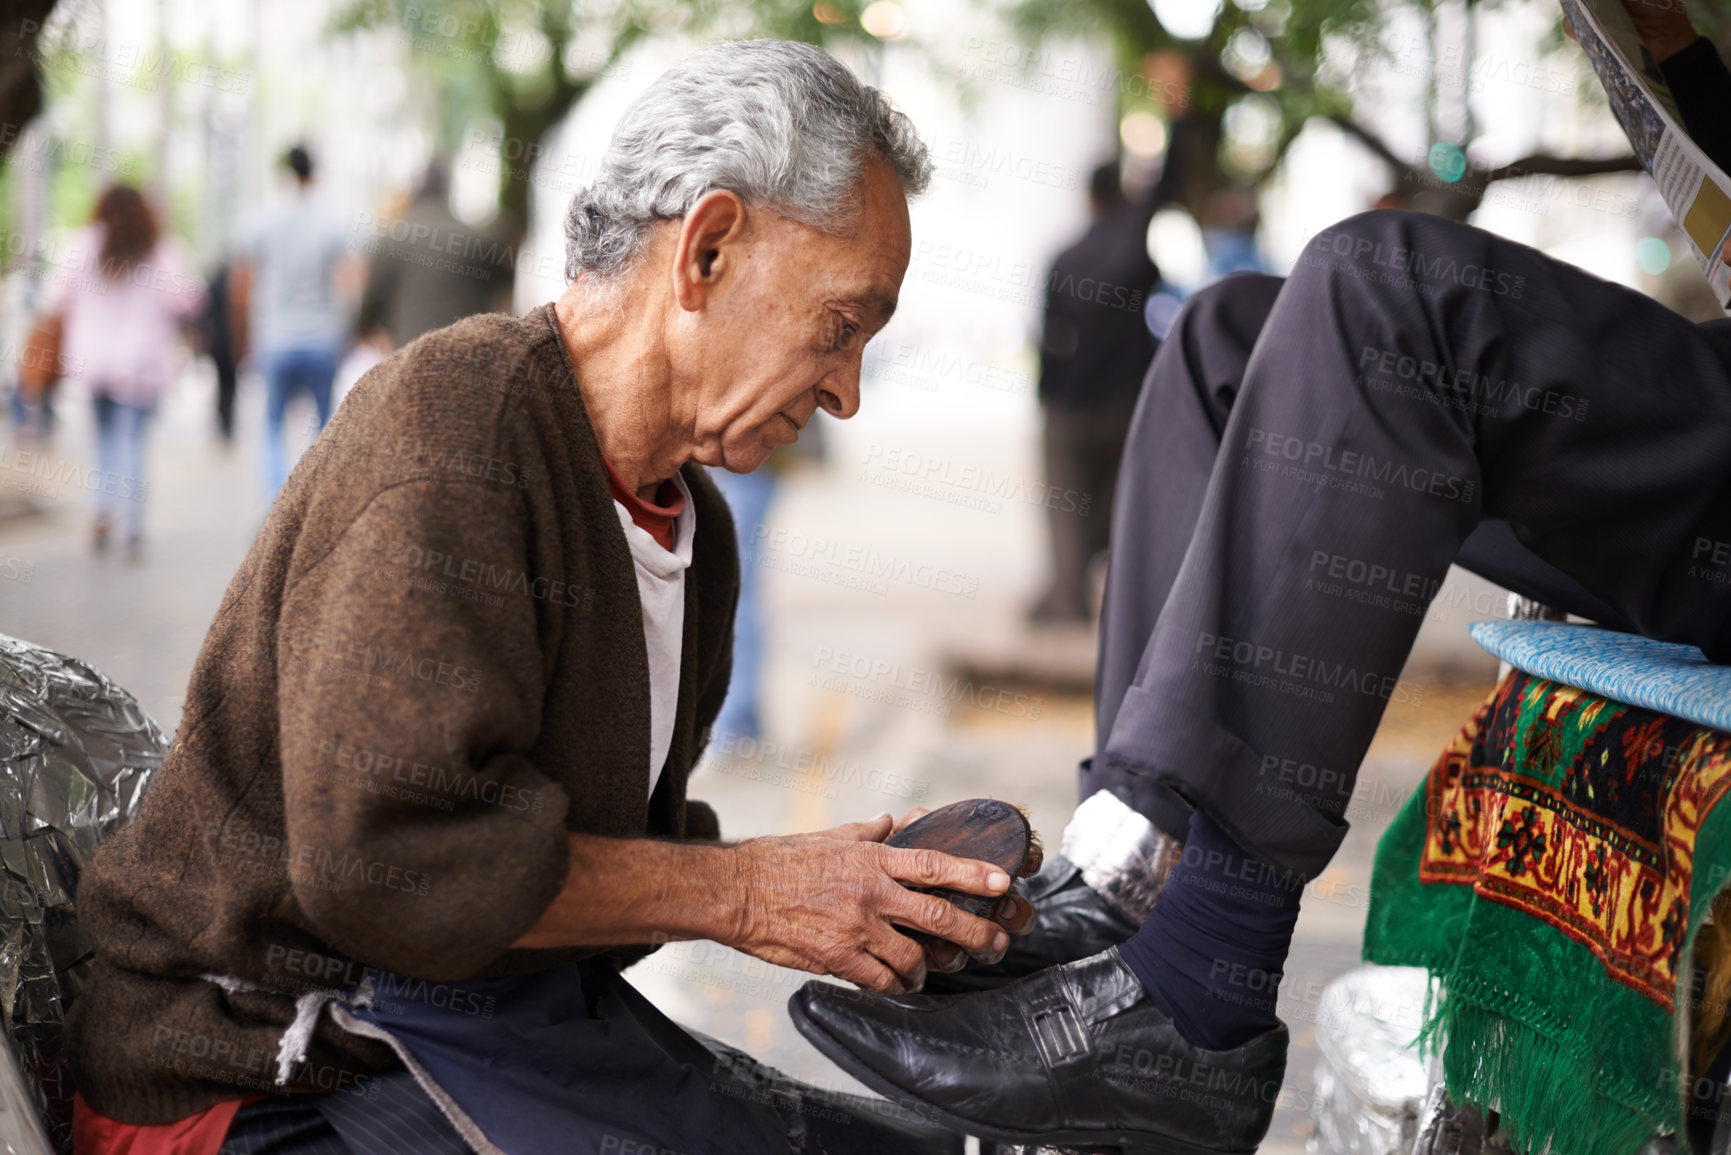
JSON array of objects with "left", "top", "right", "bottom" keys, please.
[{"left": 1469, "top": 620, "right": 1731, "bottom": 734}]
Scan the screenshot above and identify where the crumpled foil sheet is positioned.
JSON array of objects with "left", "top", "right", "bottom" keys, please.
[
  {"left": 0, "top": 632, "right": 165, "bottom": 1152},
  {"left": 1309, "top": 965, "right": 1434, "bottom": 1155}
]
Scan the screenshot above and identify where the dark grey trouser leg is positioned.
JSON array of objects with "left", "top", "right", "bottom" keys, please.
[
  {"left": 1082, "top": 274, "right": 1666, "bottom": 836},
  {"left": 1083, "top": 274, "right": 1283, "bottom": 838},
  {"left": 1092, "top": 210, "right": 1731, "bottom": 878}
]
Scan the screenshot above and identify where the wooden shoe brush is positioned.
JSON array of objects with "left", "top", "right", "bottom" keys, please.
[{"left": 887, "top": 798, "right": 1042, "bottom": 942}]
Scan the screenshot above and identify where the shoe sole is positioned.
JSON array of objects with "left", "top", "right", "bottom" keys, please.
[{"left": 790, "top": 998, "right": 1258, "bottom": 1155}]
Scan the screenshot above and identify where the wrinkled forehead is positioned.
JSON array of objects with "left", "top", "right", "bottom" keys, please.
[{"left": 756, "top": 166, "right": 910, "bottom": 316}]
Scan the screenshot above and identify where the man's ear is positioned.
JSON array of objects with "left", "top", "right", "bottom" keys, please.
[{"left": 672, "top": 190, "right": 748, "bottom": 312}]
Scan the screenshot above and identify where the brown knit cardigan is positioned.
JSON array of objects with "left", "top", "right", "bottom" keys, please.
[{"left": 66, "top": 304, "right": 739, "bottom": 1123}]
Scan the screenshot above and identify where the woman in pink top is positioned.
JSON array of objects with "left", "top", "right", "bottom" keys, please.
[{"left": 47, "top": 185, "right": 206, "bottom": 556}]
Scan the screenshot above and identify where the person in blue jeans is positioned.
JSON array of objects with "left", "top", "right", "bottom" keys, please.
[
  {"left": 708, "top": 464, "right": 777, "bottom": 740},
  {"left": 46, "top": 184, "right": 205, "bottom": 556},
  {"left": 232, "top": 145, "right": 357, "bottom": 496}
]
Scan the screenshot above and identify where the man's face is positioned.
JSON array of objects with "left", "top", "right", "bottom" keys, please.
[{"left": 670, "top": 154, "right": 912, "bottom": 473}]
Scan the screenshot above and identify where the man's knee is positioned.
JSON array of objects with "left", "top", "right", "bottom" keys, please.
[
  {"left": 1297, "top": 209, "right": 1506, "bottom": 298},
  {"left": 1171, "top": 273, "right": 1284, "bottom": 348}
]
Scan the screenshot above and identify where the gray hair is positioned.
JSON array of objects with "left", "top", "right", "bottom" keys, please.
[{"left": 563, "top": 39, "right": 931, "bottom": 282}]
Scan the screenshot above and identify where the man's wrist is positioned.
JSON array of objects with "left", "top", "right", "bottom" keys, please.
[
  {"left": 1652, "top": 31, "right": 1701, "bottom": 63},
  {"left": 704, "top": 840, "right": 757, "bottom": 948}
]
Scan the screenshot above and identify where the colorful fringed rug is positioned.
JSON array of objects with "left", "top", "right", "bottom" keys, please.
[{"left": 1364, "top": 671, "right": 1731, "bottom": 1155}]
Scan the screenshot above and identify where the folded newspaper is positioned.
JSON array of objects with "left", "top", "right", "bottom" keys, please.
[{"left": 1562, "top": 0, "right": 1731, "bottom": 311}]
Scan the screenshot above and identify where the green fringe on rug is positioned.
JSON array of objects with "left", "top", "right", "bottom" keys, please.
[{"left": 1427, "top": 994, "right": 1667, "bottom": 1155}]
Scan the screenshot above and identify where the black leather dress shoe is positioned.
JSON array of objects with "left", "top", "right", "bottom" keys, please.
[
  {"left": 922, "top": 854, "right": 1137, "bottom": 994},
  {"left": 788, "top": 947, "right": 1287, "bottom": 1154}
]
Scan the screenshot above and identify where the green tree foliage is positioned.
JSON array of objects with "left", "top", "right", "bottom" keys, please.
[{"left": 1005, "top": 0, "right": 1730, "bottom": 218}]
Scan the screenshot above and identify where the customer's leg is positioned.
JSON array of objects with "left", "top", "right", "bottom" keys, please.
[
  {"left": 90, "top": 394, "right": 119, "bottom": 542},
  {"left": 215, "top": 356, "right": 238, "bottom": 442},
  {"left": 1085, "top": 274, "right": 1285, "bottom": 833},
  {"left": 710, "top": 465, "right": 778, "bottom": 739},
  {"left": 962, "top": 258, "right": 1706, "bottom": 997},
  {"left": 1076, "top": 393, "right": 1139, "bottom": 601},
  {"left": 1105, "top": 209, "right": 1731, "bottom": 881},
  {"left": 306, "top": 347, "right": 338, "bottom": 431},
  {"left": 790, "top": 213, "right": 1731, "bottom": 1149},
  {"left": 1033, "top": 405, "right": 1095, "bottom": 622},
  {"left": 117, "top": 403, "right": 150, "bottom": 541},
  {"left": 923, "top": 280, "right": 1287, "bottom": 998},
  {"left": 263, "top": 350, "right": 291, "bottom": 496}
]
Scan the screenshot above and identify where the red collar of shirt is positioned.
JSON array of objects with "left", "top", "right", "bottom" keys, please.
[{"left": 603, "top": 459, "right": 686, "bottom": 553}]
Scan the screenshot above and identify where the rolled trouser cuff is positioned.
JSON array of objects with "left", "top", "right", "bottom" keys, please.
[
  {"left": 1103, "top": 684, "right": 1349, "bottom": 882},
  {"left": 1058, "top": 789, "right": 1185, "bottom": 924}
]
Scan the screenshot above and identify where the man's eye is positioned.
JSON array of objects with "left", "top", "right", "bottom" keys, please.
[{"left": 833, "top": 321, "right": 861, "bottom": 351}]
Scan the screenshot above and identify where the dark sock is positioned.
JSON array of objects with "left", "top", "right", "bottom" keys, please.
[{"left": 1115, "top": 809, "right": 1303, "bottom": 1050}]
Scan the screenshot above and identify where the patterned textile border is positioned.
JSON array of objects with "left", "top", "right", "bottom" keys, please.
[
  {"left": 1417, "top": 676, "right": 1731, "bottom": 1007},
  {"left": 1364, "top": 671, "right": 1731, "bottom": 1155}
]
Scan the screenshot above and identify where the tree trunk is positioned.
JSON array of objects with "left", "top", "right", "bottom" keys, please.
[{"left": 0, "top": 0, "right": 58, "bottom": 164}]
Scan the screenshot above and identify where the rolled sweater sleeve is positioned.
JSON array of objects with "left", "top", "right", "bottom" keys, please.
[{"left": 274, "top": 476, "right": 571, "bottom": 980}]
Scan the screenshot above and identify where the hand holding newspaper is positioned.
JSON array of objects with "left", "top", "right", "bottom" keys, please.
[{"left": 1563, "top": 0, "right": 1731, "bottom": 311}]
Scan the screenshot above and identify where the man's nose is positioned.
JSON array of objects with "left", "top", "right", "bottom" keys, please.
[{"left": 817, "top": 359, "right": 862, "bottom": 420}]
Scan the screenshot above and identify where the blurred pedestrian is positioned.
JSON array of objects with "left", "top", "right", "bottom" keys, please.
[
  {"left": 1030, "top": 162, "right": 1162, "bottom": 623},
  {"left": 198, "top": 259, "right": 240, "bottom": 443},
  {"left": 708, "top": 427, "right": 824, "bottom": 742},
  {"left": 357, "top": 159, "right": 515, "bottom": 351},
  {"left": 231, "top": 144, "right": 357, "bottom": 495},
  {"left": 46, "top": 184, "right": 204, "bottom": 558}
]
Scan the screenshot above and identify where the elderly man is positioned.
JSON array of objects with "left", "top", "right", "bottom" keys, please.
[{"left": 65, "top": 40, "right": 1028, "bottom": 1155}]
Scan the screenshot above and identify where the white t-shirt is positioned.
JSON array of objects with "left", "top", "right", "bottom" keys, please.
[
  {"left": 612, "top": 471, "right": 695, "bottom": 798},
  {"left": 240, "top": 191, "right": 352, "bottom": 352}
]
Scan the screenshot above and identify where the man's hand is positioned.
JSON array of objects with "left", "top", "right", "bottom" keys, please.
[
  {"left": 724, "top": 814, "right": 1019, "bottom": 995},
  {"left": 1618, "top": 0, "right": 1698, "bottom": 62},
  {"left": 884, "top": 806, "right": 1037, "bottom": 978},
  {"left": 1563, "top": 0, "right": 1697, "bottom": 62}
]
